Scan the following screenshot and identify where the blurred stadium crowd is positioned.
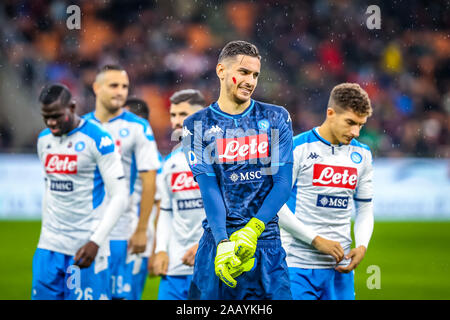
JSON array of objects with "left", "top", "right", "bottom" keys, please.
[{"left": 0, "top": 0, "right": 448, "bottom": 157}]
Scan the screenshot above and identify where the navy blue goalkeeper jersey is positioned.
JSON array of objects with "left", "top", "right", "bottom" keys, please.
[{"left": 181, "top": 99, "right": 293, "bottom": 240}]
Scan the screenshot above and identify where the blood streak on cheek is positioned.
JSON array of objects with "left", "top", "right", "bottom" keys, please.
[{"left": 232, "top": 77, "right": 236, "bottom": 84}]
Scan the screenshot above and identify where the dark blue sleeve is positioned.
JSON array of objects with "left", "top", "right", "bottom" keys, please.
[
  {"left": 253, "top": 108, "right": 294, "bottom": 224},
  {"left": 255, "top": 163, "right": 293, "bottom": 225},
  {"left": 196, "top": 174, "right": 228, "bottom": 245},
  {"left": 272, "top": 107, "right": 293, "bottom": 166}
]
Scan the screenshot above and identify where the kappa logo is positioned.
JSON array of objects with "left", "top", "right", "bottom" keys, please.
[
  {"left": 307, "top": 152, "right": 320, "bottom": 160},
  {"left": 182, "top": 126, "right": 193, "bottom": 137},
  {"left": 99, "top": 136, "right": 113, "bottom": 149},
  {"left": 207, "top": 125, "right": 223, "bottom": 134},
  {"left": 286, "top": 113, "right": 292, "bottom": 123}
]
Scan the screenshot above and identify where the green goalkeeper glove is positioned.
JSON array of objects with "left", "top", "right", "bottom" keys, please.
[
  {"left": 229, "top": 217, "right": 265, "bottom": 263},
  {"left": 229, "top": 257, "right": 256, "bottom": 279},
  {"left": 214, "top": 240, "right": 241, "bottom": 288}
]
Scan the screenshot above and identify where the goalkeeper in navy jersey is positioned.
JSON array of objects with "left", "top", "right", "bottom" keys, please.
[{"left": 181, "top": 40, "right": 293, "bottom": 300}]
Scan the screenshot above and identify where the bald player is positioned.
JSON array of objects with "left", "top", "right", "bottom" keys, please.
[{"left": 83, "top": 65, "right": 161, "bottom": 299}]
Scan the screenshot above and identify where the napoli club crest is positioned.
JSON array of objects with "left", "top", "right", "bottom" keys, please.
[
  {"left": 74, "top": 141, "right": 85, "bottom": 152},
  {"left": 257, "top": 119, "right": 270, "bottom": 130},
  {"left": 350, "top": 151, "right": 362, "bottom": 164},
  {"left": 119, "top": 128, "right": 130, "bottom": 137}
]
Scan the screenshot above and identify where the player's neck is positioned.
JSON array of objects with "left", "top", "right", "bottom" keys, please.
[
  {"left": 217, "top": 95, "right": 251, "bottom": 115},
  {"left": 94, "top": 102, "right": 123, "bottom": 123},
  {"left": 318, "top": 123, "right": 339, "bottom": 145},
  {"left": 71, "top": 115, "right": 81, "bottom": 131},
  {"left": 65, "top": 115, "right": 81, "bottom": 134}
]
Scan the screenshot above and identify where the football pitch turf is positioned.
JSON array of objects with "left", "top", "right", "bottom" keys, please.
[{"left": 1, "top": 220, "right": 449, "bottom": 300}]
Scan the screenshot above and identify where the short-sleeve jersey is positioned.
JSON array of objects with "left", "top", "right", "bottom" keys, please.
[
  {"left": 283, "top": 127, "right": 373, "bottom": 268},
  {"left": 83, "top": 111, "right": 161, "bottom": 240},
  {"left": 181, "top": 99, "right": 293, "bottom": 239},
  {"left": 159, "top": 147, "right": 205, "bottom": 275},
  {"left": 36, "top": 119, "right": 124, "bottom": 256}
]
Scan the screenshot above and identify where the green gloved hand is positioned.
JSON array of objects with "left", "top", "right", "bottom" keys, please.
[
  {"left": 229, "top": 257, "right": 256, "bottom": 279},
  {"left": 214, "top": 240, "right": 241, "bottom": 288},
  {"left": 229, "top": 217, "right": 265, "bottom": 263}
]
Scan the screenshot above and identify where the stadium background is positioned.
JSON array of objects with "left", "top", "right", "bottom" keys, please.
[{"left": 0, "top": 0, "right": 449, "bottom": 300}]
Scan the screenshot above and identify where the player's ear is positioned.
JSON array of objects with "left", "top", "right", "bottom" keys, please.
[
  {"left": 69, "top": 100, "right": 76, "bottom": 113},
  {"left": 216, "top": 63, "right": 226, "bottom": 81},
  {"left": 326, "top": 107, "right": 335, "bottom": 118},
  {"left": 92, "top": 80, "right": 100, "bottom": 95}
]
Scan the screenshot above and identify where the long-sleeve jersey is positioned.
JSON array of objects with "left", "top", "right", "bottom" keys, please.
[
  {"left": 181, "top": 99, "right": 293, "bottom": 240},
  {"left": 282, "top": 127, "right": 374, "bottom": 268}
]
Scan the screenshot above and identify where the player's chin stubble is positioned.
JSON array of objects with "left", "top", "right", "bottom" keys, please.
[{"left": 105, "top": 99, "right": 123, "bottom": 113}]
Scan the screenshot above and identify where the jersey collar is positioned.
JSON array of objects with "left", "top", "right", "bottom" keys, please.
[
  {"left": 67, "top": 118, "right": 86, "bottom": 137},
  {"left": 209, "top": 99, "right": 255, "bottom": 120},
  {"left": 89, "top": 109, "right": 126, "bottom": 123},
  {"left": 312, "top": 127, "right": 344, "bottom": 147}
]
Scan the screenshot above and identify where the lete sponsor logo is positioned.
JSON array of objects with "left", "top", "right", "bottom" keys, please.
[
  {"left": 45, "top": 154, "right": 77, "bottom": 174},
  {"left": 171, "top": 171, "right": 199, "bottom": 192},
  {"left": 216, "top": 134, "right": 269, "bottom": 163},
  {"left": 312, "top": 164, "right": 358, "bottom": 189}
]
